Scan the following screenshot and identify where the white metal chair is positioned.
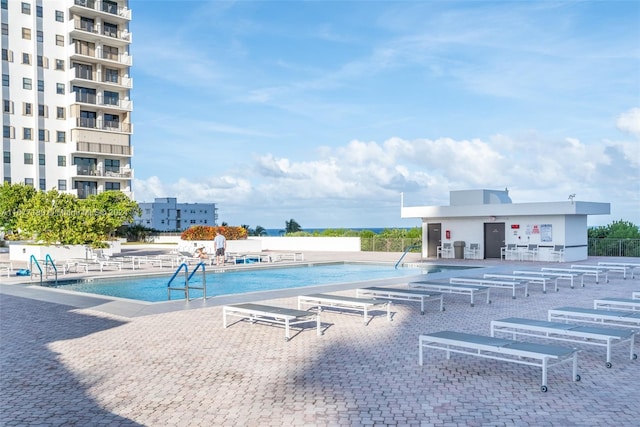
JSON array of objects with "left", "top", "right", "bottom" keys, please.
[
  {"left": 523, "top": 244, "right": 539, "bottom": 261},
  {"left": 464, "top": 243, "right": 481, "bottom": 259},
  {"left": 501, "top": 244, "right": 518, "bottom": 260},
  {"left": 550, "top": 245, "right": 565, "bottom": 262},
  {"left": 437, "top": 242, "right": 453, "bottom": 259}
]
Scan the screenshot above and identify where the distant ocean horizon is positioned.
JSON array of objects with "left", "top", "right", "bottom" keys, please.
[{"left": 263, "top": 227, "right": 411, "bottom": 236}]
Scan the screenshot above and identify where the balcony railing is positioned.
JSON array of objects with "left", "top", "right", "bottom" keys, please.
[
  {"left": 76, "top": 117, "right": 132, "bottom": 133},
  {"left": 72, "top": 44, "right": 132, "bottom": 66},
  {"left": 75, "top": 165, "right": 133, "bottom": 178},
  {"left": 71, "top": 67, "right": 133, "bottom": 89},
  {"left": 74, "top": 93, "right": 133, "bottom": 110},
  {"left": 72, "top": 18, "right": 132, "bottom": 43},
  {"left": 74, "top": 0, "right": 132, "bottom": 20},
  {"left": 76, "top": 141, "right": 132, "bottom": 156}
]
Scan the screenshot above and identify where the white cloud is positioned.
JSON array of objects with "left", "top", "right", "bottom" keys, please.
[{"left": 616, "top": 108, "right": 640, "bottom": 138}]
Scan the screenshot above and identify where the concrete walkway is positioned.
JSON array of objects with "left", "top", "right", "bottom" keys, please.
[{"left": 1, "top": 249, "right": 639, "bottom": 426}]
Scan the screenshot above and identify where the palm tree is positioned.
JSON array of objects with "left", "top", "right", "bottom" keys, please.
[
  {"left": 254, "top": 225, "right": 267, "bottom": 236},
  {"left": 285, "top": 218, "right": 302, "bottom": 233}
]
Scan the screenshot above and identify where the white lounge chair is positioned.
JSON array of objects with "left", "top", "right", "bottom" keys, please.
[
  {"left": 464, "top": 243, "right": 481, "bottom": 260},
  {"left": 223, "top": 303, "right": 321, "bottom": 341},
  {"left": 437, "top": 243, "right": 453, "bottom": 259}
]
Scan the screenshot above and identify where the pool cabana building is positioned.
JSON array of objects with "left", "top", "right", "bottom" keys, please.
[{"left": 401, "top": 189, "right": 610, "bottom": 262}]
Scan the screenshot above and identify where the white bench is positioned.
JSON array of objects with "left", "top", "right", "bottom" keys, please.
[
  {"left": 276, "top": 252, "right": 304, "bottom": 262},
  {"left": 418, "top": 331, "right": 580, "bottom": 392},
  {"left": 485, "top": 273, "right": 556, "bottom": 293},
  {"left": 542, "top": 267, "right": 606, "bottom": 284},
  {"left": 356, "top": 287, "right": 444, "bottom": 315},
  {"left": 298, "top": 293, "right": 391, "bottom": 324},
  {"left": 491, "top": 317, "right": 637, "bottom": 368},
  {"left": 223, "top": 303, "right": 321, "bottom": 341},
  {"left": 593, "top": 298, "right": 640, "bottom": 312},
  {"left": 598, "top": 261, "right": 640, "bottom": 279},
  {"left": 548, "top": 307, "right": 640, "bottom": 329},
  {"left": 409, "top": 281, "right": 490, "bottom": 307},
  {"left": 450, "top": 277, "right": 528, "bottom": 299},
  {"left": 513, "top": 270, "right": 582, "bottom": 289}
]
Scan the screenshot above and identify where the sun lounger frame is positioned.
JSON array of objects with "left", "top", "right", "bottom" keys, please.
[
  {"left": 298, "top": 293, "right": 391, "bottom": 324},
  {"left": 450, "top": 277, "right": 528, "bottom": 299},
  {"left": 633, "top": 292, "right": 640, "bottom": 300},
  {"left": 573, "top": 264, "right": 627, "bottom": 279},
  {"left": 223, "top": 303, "right": 321, "bottom": 341},
  {"left": 593, "top": 298, "right": 640, "bottom": 312},
  {"left": 484, "top": 273, "right": 556, "bottom": 293},
  {"left": 408, "top": 281, "right": 490, "bottom": 307},
  {"left": 598, "top": 261, "right": 640, "bottom": 279},
  {"left": 513, "top": 270, "right": 581, "bottom": 289},
  {"left": 548, "top": 307, "right": 640, "bottom": 329},
  {"left": 542, "top": 267, "right": 605, "bottom": 284},
  {"left": 356, "top": 287, "right": 444, "bottom": 315},
  {"left": 491, "top": 317, "right": 637, "bottom": 368},
  {"left": 418, "top": 331, "right": 580, "bottom": 392}
]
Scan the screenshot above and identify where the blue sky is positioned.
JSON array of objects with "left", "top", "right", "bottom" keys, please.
[{"left": 129, "top": 0, "right": 640, "bottom": 229}]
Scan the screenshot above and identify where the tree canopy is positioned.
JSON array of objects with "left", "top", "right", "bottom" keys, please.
[{"left": 588, "top": 220, "right": 640, "bottom": 239}]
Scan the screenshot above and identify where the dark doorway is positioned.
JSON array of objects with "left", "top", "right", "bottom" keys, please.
[
  {"left": 484, "top": 222, "right": 505, "bottom": 259},
  {"left": 427, "top": 223, "right": 441, "bottom": 258}
]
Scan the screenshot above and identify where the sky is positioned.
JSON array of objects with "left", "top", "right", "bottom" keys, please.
[{"left": 129, "top": 0, "right": 640, "bottom": 230}]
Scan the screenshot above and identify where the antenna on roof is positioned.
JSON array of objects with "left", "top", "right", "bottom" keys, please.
[{"left": 568, "top": 194, "right": 576, "bottom": 204}]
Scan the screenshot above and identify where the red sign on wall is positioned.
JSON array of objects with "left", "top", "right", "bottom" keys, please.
[{"left": 511, "top": 224, "right": 520, "bottom": 229}]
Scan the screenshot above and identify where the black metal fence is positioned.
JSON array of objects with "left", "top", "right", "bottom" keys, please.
[
  {"left": 361, "top": 238, "right": 422, "bottom": 252},
  {"left": 588, "top": 238, "right": 640, "bottom": 257}
]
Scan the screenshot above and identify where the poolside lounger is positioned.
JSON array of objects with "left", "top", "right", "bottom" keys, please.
[
  {"left": 418, "top": 331, "right": 580, "bottom": 392},
  {"left": 223, "top": 303, "right": 321, "bottom": 341},
  {"left": 548, "top": 307, "right": 640, "bottom": 329},
  {"left": 598, "top": 262, "right": 640, "bottom": 279},
  {"left": 633, "top": 292, "right": 640, "bottom": 300},
  {"left": 484, "top": 273, "right": 556, "bottom": 293},
  {"left": 275, "top": 252, "right": 304, "bottom": 262},
  {"left": 356, "top": 287, "right": 444, "bottom": 315},
  {"left": 490, "top": 317, "right": 637, "bottom": 368},
  {"left": 593, "top": 298, "right": 640, "bottom": 312},
  {"left": 449, "top": 277, "right": 528, "bottom": 299},
  {"left": 408, "top": 281, "right": 490, "bottom": 307},
  {"left": 513, "top": 270, "right": 581, "bottom": 289},
  {"left": 298, "top": 293, "right": 391, "bottom": 324},
  {"left": 573, "top": 264, "right": 626, "bottom": 280},
  {"left": 542, "top": 267, "right": 606, "bottom": 284}
]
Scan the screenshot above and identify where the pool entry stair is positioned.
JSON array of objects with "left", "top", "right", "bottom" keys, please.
[
  {"left": 30, "top": 254, "right": 58, "bottom": 285},
  {"left": 167, "top": 262, "right": 207, "bottom": 301}
]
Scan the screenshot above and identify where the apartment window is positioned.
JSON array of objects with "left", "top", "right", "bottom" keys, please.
[
  {"left": 105, "top": 159, "right": 120, "bottom": 172},
  {"left": 21, "top": 2, "right": 30, "bottom": 14},
  {"left": 1, "top": 0, "right": 7, "bottom": 10},
  {"left": 104, "top": 114, "right": 119, "bottom": 130},
  {"left": 105, "top": 182, "right": 120, "bottom": 191},
  {"left": 2, "top": 74, "right": 8, "bottom": 86},
  {"left": 75, "top": 40, "right": 94, "bottom": 56},
  {"left": 22, "top": 52, "right": 30, "bottom": 64},
  {"left": 36, "top": 31, "right": 43, "bottom": 42},
  {"left": 103, "top": 0, "right": 118, "bottom": 14},
  {"left": 39, "top": 179, "right": 46, "bottom": 191},
  {"left": 104, "top": 91, "right": 119, "bottom": 106},
  {"left": 3, "top": 152, "right": 9, "bottom": 163},
  {"left": 24, "top": 153, "right": 33, "bottom": 164},
  {"left": 104, "top": 68, "right": 119, "bottom": 83},
  {"left": 25, "top": 178, "right": 34, "bottom": 187},
  {"left": 37, "top": 56, "right": 48, "bottom": 68},
  {"left": 38, "top": 104, "right": 47, "bottom": 117},
  {"left": 37, "top": 80, "right": 44, "bottom": 92},
  {"left": 1, "top": 23, "right": 7, "bottom": 36},
  {"left": 79, "top": 110, "right": 96, "bottom": 128},
  {"left": 23, "top": 128, "right": 32, "bottom": 140},
  {"left": 3, "top": 126, "right": 13, "bottom": 138},
  {"left": 58, "top": 180, "right": 67, "bottom": 191},
  {"left": 22, "top": 28, "right": 31, "bottom": 40},
  {"left": 39, "top": 154, "right": 45, "bottom": 165},
  {"left": 3, "top": 100, "right": 13, "bottom": 114},
  {"left": 56, "top": 107, "right": 65, "bottom": 119},
  {"left": 23, "top": 78, "right": 32, "bottom": 90},
  {"left": 75, "top": 63, "right": 93, "bottom": 79},
  {"left": 55, "top": 10, "right": 64, "bottom": 22},
  {"left": 56, "top": 131, "right": 66, "bottom": 143},
  {"left": 36, "top": 6, "right": 42, "bottom": 18},
  {"left": 24, "top": 102, "right": 32, "bottom": 115},
  {"left": 57, "top": 156, "right": 66, "bottom": 166},
  {"left": 1, "top": 48, "right": 9, "bottom": 61},
  {"left": 56, "top": 83, "right": 65, "bottom": 94},
  {"left": 103, "top": 22, "right": 117, "bottom": 38},
  {"left": 55, "top": 59, "right": 64, "bottom": 70},
  {"left": 55, "top": 35, "right": 64, "bottom": 46},
  {"left": 103, "top": 45, "right": 119, "bottom": 61},
  {"left": 38, "top": 129, "right": 48, "bottom": 142}
]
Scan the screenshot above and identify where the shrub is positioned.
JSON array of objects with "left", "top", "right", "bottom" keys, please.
[{"left": 180, "top": 225, "right": 248, "bottom": 241}]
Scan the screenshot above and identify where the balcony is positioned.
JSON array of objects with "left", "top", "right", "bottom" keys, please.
[
  {"left": 73, "top": 92, "right": 133, "bottom": 111},
  {"left": 71, "top": 43, "right": 132, "bottom": 68},
  {"left": 76, "top": 117, "right": 133, "bottom": 133},
  {"left": 72, "top": 0, "right": 132, "bottom": 22},
  {"left": 70, "top": 67, "right": 133, "bottom": 89},
  {"left": 75, "top": 165, "right": 133, "bottom": 179},
  {"left": 70, "top": 18, "right": 132, "bottom": 46},
  {"left": 76, "top": 141, "right": 133, "bottom": 156}
]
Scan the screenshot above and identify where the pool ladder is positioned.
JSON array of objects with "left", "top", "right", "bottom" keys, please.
[
  {"left": 167, "top": 262, "right": 207, "bottom": 301},
  {"left": 395, "top": 244, "right": 421, "bottom": 269},
  {"left": 29, "top": 254, "right": 58, "bottom": 286}
]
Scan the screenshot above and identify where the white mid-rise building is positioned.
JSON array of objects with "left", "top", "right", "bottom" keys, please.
[
  {"left": 135, "top": 198, "right": 219, "bottom": 232},
  {"left": 1, "top": 0, "right": 133, "bottom": 198}
]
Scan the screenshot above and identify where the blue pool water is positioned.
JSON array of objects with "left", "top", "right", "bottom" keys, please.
[{"left": 54, "top": 263, "right": 469, "bottom": 302}]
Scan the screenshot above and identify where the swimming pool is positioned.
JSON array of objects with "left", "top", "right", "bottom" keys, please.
[{"left": 54, "top": 263, "right": 471, "bottom": 302}]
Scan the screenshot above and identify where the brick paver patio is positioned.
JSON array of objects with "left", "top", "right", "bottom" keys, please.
[{"left": 1, "top": 250, "right": 639, "bottom": 426}]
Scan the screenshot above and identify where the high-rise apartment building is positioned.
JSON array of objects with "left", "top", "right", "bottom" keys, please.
[{"left": 1, "top": 0, "right": 133, "bottom": 198}]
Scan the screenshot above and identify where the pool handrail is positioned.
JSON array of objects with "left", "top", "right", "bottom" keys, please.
[
  {"left": 44, "top": 254, "right": 58, "bottom": 285},
  {"left": 395, "top": 244, "right": 421, "bottom": 269},
  {"left": 167, "top": 262, "right": 207, "bottom": 301},
  {"left": 29, "top": 255, "right": 43, "bottom": 286}
]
